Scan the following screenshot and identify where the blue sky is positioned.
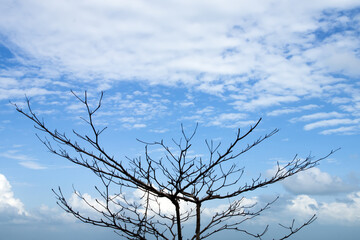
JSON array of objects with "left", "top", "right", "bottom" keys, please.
[{"left": 0, "top": 0, "right": 360, "bottom": 239}]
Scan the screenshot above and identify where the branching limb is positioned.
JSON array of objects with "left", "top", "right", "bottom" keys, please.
[{"left": 13, "top": 92, "right": 336, "bottom": 240}]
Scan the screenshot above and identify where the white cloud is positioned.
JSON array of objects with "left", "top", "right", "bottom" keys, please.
[
  {"left": 19, "top": 161, "right": 47, "bottom": 170},
  {"left": 331, "top": 97, "right": 352, "bottom": 104},
  {"left": 149, "top": 128, "right": 169, "bottom": 134},
  {"left": 0, "top": 87, "right": 59, "bottom": 101},
  {"left": 0, "top": 150, "right": 47, "bottom": 170},
  {"left": 65, "top": 188, "right": 360, "bottom": 228},
  {"left": 286, "top": 195, "right": 318, "bottom": 217},
  {"left": 33, "top": 204, "right": 75, "bottom": 223},
  {"left": 203, "top": 196, "right": 258, "bottom": 217},
  {"left": 65, "top": 102, "right": 87, "bottom": 112},
  {"left": 304, "top": 118, "right": 360, "bottom": 130},
  {"left": 286, "top": 192, "right": 360, "bottom": 225},
  {"left": 65, "top": 187, "right": 260, "bottom": 227},
  {"left": 267, "top": 104, "right": 319, "bottom": 117},
  {"left": 320, "top": 126, "right": 359, "bottom": 135},
  {"left": 282, "top": 167, "right": 357, "bottom": 195},
  {"left": 0, "top": 150, "right": 37, "bottom": 161},
  {"left": 180, "top": 106, "right": 215, "bottom": 123},
  {"left": 0, "top": 174, "right": 28, "bottom": 217},
  {"left": 132, "top": 123, "right": 147, "bottom": 129},
  {"left": 303, "top": 32, "right": 360, "bottom": 77},
  {"left": 318, "top": 191, "right": 360, "bottom": 224},
  {"left": 197, "top": 82, "right": 224, "bottom": 95},
  {"left": 0, "top": 0, "right": 359, "bottom": 140},
  {"left": 58, "top": 91, "right": 171, "bottom": 129},
  {"left": 196, "top": 106, "right": 214, "bottom": 115},
  {"left": 217, "top": 113, "right": 248, "bottom": 121},
  {"left": 0, "top": 0, "right": 358, "bottom": 114},
  {"left": 233, "top": 95, "right": 300, "bottom": 111},
  {"left": 68, "top": 192, "right": 108, "bottom": 213},
  {"left": 207, "top": 112, "right": 255, "bottom": 128},
  {"left": 179, "top": 101, "right": 194, "bottom": 107},
  {"left": 133, "top": 188, "right": 181, "bottom": 216},
  {"left": 290, "top": 111, "right": 346, "bottom": 122},
  {"left": 119, "top": 117, "right": 137, "bottom": 123},
  {"left": 67, "top": 188, "right": 193, "bottom": 221},
  {"left": 0, "top": 77, "right": 18, "bottom": 88}
]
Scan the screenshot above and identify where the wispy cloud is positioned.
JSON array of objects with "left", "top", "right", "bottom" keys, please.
[
  {"left": 149, "top": 128, "right": 169, "bottom": 134},
  {"left": 18, "top": 161, "right": 47, "bottom": 170},
  {"left": 304, "top": 118, "right": 360, "bottom": 131},
  {"left": 233, "top": 95, "right": 300, "bottom": 112},
  {"left": 207, "top": 112, "right": 248, "bottom": 127},
  {"left": 267, "top": 104, "right": 319, "bottom": 117},
  {"left": 0, "top": 87, "right": 59, "bottom": 101},
  {"left": 320, "top": 126, "right": 359, "bottom": 135},
  {"left": 122, "top": 123, "right": 147, "bottom": 129},
  {"left": 0, "top": 150, "right": 37, "bottom": 161},
  {"left": 0, "top": 150, "right": 47, "bottom": 170},
  {"left": 290, "top": 111, "right": 347, "bottom": 122}
]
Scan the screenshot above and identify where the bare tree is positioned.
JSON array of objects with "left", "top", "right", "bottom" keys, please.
[{"left": 13, "top": 91, "right": 336, "bottom": 240}]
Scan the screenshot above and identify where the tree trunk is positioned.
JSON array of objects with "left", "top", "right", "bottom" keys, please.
[
  {"left": 195, "top": 202, "right": 201, "bottom": 240},
  {"left": 174, "top": 200, "right": 182, "bottom": 240}
]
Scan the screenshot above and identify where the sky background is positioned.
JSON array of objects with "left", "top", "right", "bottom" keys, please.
[{"left": 0, "top": 0, "right": 360, "bottom": 239}]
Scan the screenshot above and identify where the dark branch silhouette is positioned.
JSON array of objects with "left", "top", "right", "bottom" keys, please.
[{"left": 13, "top": 91, "right": 337, "bottom": 240}]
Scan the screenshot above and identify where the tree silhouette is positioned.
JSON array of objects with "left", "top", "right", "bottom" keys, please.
[{"left": 13, "top": 91, "right": 335, "bottom": 240}]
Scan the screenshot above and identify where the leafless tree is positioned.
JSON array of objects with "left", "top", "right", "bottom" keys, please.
[{"left": 13, "top": 91, "right": 336, "bottom": 240}]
